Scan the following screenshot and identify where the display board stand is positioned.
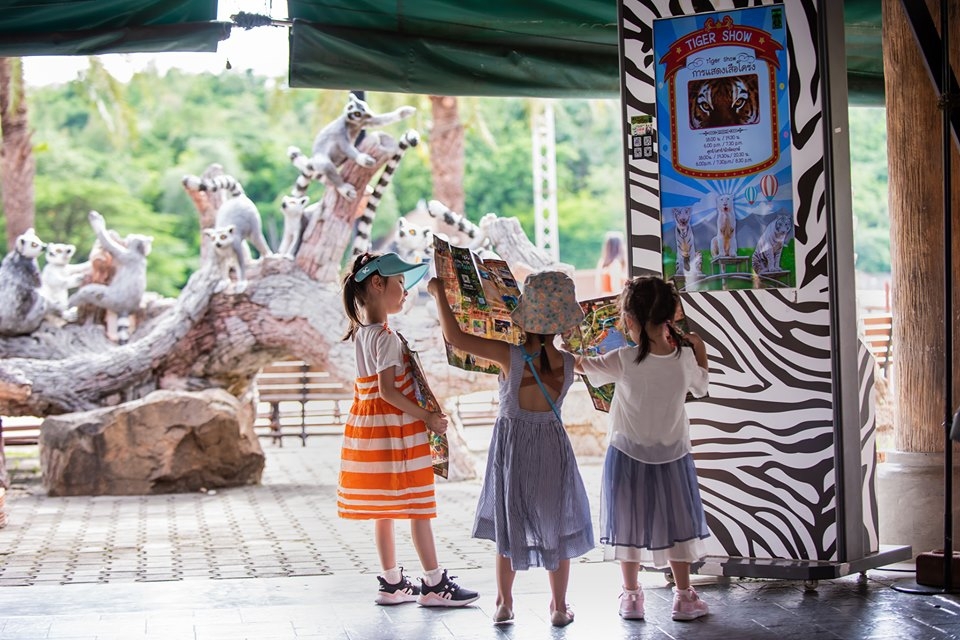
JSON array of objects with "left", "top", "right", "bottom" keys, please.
[{"left": 617, "top": 0, "right": 910, "bottom": 583}]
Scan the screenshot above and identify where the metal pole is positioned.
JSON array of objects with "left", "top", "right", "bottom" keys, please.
[{"left": 532, "top": 100, "right": 560, "bottom": 262}]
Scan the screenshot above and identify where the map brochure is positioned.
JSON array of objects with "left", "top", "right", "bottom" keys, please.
[
  {"left": 432, "top": 236, "right": 523, "bottom": 374},
  {"left": 562, "top": 295, "right": 632, "bottom": 412},
  {"left": 397, "top": 331, "right": 449, "bottom": 479},
  {"left": 564, "top": 292, "right": 701, "bottom": 412}
]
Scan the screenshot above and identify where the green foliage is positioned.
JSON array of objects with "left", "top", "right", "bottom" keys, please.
[{"left": 848, "top": 107, "right": 890, "bottom": 274}]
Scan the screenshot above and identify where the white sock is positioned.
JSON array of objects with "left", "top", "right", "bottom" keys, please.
[
  {"left": 423, "top": 567, "right": 444, "bottom": 587},
  {"left": 623, "top": 587, "right": 641, "bottom": 595},
  {"left": 383, "top": 566, "right": 402, "bottom": 584}
]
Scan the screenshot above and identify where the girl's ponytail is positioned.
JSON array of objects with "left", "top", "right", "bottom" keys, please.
[{"left": 341, "top": 253, "right": 375, "bottom": 341}]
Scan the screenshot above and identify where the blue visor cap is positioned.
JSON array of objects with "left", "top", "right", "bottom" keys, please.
[{"left": 354, "top": 253, "right": 429, "bottom": 290}]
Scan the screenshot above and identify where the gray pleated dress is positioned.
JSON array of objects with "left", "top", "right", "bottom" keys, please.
[{"left": 472, "top": 345, "right": 595, "bottom": 571}]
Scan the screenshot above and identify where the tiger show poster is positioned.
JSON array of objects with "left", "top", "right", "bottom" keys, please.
[
  {"left": 652, "top": 5, "right": 797, "bottom": 293},
  {"left": 432, "top": 237, "right": 523, "bottom": 374}
]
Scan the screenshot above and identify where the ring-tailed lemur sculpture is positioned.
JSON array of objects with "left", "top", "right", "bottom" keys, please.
[
  {"left": 182, "top": 173, "right": 244, "bottom": 199},
  {"left": 426, "top": 200, "right": 492, "bottom": 252},
  {"left": 350, "top": 129, "right": 420, "bottom": 257},
  {"left": 68, "top": 211, "right": 153, "bottom": 317},
  {"left": 184, "top": 173, "right": 273, "bottom": 293},
  {"left": 287, "top": 94, "right": 416, "bottom": 201},
  {"left": 40, "top": 242, "right": 90, "bottom": 320},
  {"left": 277, "top": 195, "right": 311, "bottom": 259},
  {"left": 395, "top": 218, "right": 434, "bottom": 265},
  {"left": 0, "top": 228, "right": 47, "bottom": 336}
]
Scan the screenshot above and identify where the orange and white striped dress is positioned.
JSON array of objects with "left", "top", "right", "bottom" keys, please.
[{"left": 337, "top": 323, "right": 436, "bottom": 520}]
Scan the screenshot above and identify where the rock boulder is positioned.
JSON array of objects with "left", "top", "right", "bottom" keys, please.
[{"left": 40, "top": 389, "right": 264, "bottom": 496}]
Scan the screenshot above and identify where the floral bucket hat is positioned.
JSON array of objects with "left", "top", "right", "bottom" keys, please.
[{"left": 510, "top": 270, "right": 584, "bottom": 335}]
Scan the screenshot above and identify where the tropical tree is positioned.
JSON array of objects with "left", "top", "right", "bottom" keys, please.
[
  {"left": 428, "top": 95, "right": 465, "bottom": 215},
  {"left": 0, "top": 57, "right": 35, "bottom": 250}
]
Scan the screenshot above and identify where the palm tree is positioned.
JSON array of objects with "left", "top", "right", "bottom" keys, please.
[
  {"left": 0, "top": 57, "right": 35, "bottom": 250},
  {"left": 428, "top": 95, "right": 465, "bottom": 215}
]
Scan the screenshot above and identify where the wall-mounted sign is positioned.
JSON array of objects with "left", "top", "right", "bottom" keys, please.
[{"left": 654, "top": 6, "right": 796, "bottom": 291}]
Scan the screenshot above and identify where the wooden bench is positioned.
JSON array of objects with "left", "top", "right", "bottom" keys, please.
[
  {"left": 0, "top": 415, "right": 43, "bottom": 450},
  {"left": 862, "top": 313, "right": 894, "bottom": 377},
  {"left": 253, "top": 360, "right": 354, "bottom": 446},
  {"left": 453, "top": 390, "right": 500, "bottom": 429}
]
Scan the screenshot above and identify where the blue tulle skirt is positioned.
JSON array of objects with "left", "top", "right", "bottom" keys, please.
[{"left": 600, "top": 447, "right": 709, "bottom": 568}]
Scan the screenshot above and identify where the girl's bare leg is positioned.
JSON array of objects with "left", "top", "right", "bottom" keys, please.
[
  {"left": 548, "top": 559, "right": 574, "bottom": 626},
  {"left": 375, "top": 519, "right": 396, "bottom": 571},
  {"left": 620, "top": 560, "right": 640, "bottom": 591},
  {"left": 491, "top": 554, "right": 516, "bottom": 623},
  {"left": 548, "top": 559, "right": 570, "bottom": 611},
  {"left": 669, "top": 560, "right": 691, "bottom": 591},
  {"left": 496, "top": 554, "right": 516, "bottom": 609},
  {"left": 410, "top": 519, "right": 439, "bottom": 572}
]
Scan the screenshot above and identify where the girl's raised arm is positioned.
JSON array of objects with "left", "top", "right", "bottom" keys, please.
[
  {"left": 559, "top": 335, "right": 586, "bottom": 373},
  {"left": 427, "top": 277, "right": 512, "bottom": 372}
]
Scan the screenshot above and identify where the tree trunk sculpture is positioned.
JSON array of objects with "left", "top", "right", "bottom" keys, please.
[{"left": 0, "top": 130, "right": 512, "bottom": 421}]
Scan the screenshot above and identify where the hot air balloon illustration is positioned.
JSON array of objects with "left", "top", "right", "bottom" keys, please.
[
  {"left": 760, "top": 174, "right": 779, "bottom": 202},
  {"left": 744, "top": 186, "right": 758, "bottom": 205}
]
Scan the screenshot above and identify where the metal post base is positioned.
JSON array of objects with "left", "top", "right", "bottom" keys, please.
[{"left": 696, "top": 545, "right": 912, "bottom": 582}]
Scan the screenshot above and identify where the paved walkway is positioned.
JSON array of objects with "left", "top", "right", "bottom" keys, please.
[{"left": 1, "top": 437, "right": 959, "bottom": 639}]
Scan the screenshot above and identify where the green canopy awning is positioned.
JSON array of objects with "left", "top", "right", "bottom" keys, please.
[
  {"left": 0, "top": 0, "right": 884, "bottom": 103},
  {"left": 0, "top": 0, "right": 230, "bottom": 56},
  {"left": 288, "top": 0, "right": 885, "bottom": 104}
]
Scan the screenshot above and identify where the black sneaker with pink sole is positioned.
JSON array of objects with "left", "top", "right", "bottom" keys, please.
[
  {"left": 375, "top": 571, "right": 421, "bottom": 605},
  {"left": 417, "top": 570, "right": 479, "bottom": 607}
]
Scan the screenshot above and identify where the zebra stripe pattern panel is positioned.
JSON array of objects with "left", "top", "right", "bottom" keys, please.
[{"left": 619, "top": 0, "right": 878, "bottom": 561}]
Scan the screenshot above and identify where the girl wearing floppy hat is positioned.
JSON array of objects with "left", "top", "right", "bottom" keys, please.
[
  {"left": 427, "top": 269, "right": 594, "bottom": 628},
  {"left": 572, "top": 275, "right": 710, "bottom": 622},
  {"left": 339, "top": 252, "right": 479, "bottom": 608}
]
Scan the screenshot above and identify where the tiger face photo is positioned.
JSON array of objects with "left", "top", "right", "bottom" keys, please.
[{"left": 688, "top": 74, "right": 760, "bottom": 129}]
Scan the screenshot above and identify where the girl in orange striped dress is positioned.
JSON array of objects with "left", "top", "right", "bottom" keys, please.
[{"left": 340, "top": 252, "right": 479, "bottom": 608}]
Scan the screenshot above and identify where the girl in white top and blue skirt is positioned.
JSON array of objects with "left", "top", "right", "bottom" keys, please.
[{"left": 574, "top": 276, "right": 711, "bottom": 622}]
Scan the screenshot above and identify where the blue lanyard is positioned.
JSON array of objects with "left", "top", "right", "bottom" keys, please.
[{"left": 521, "top": 350, "right": 562, "bottom": 423}]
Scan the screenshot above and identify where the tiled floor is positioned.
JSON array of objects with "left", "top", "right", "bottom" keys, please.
[{"left": 1, "top": 437, "right": 958, "bottom": 639}]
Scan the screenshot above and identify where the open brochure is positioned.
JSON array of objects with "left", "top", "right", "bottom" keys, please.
[
  {"left": 562, "top": 295, "right": 631, "bottom": 412},
  {"left": 432, "top": 236, "right": 523, "bottom": 374},
  {"left": 564, "top": 293, "right": 701, "bottom": 412},
  {"left": 397, "top": 332, "right": 449, "bottom": 479}
]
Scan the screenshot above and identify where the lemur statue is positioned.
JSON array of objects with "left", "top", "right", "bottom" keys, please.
[
  {"left": 68, "top": 211, "right": 153, "bottom": 317},
  {"left": 0, "top": 228, "right": 47, "bottom": 336},
  {"left": 277, "top": 195, "right": 311, "bottom": 259},
  {"left": 395, "top": 218, "right": 434, "bottom": 265},
  {"left": 40, "top": 243, "right": 91, "bottom": 321},
  {"left": 184, "top": 173, "right": 273, "bottom": 293},
  {"left": 288, "top": 94, "right": 415, "bottom": 200},
  {"left": 426, "top": 200, "right": 492, "bottom": 253}
]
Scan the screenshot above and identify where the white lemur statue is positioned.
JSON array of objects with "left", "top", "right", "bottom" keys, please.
[
  {"left": 0, "top": 228, "right": 47, "bottom": 336},
  {"left": 289, "top": 94, "right": 415, "bottom": 201},
  {"left": 40, "top": 243, "right": 91, "bottom": 321},
  {"left": 68, "top": 211, "right": 153, "bottom": 319},
  {"left": 185, "top": 174, "right": 273, "bottom": 293},
  {"left": 277, "top": 195, "right": 311, "bottom": 259}
]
